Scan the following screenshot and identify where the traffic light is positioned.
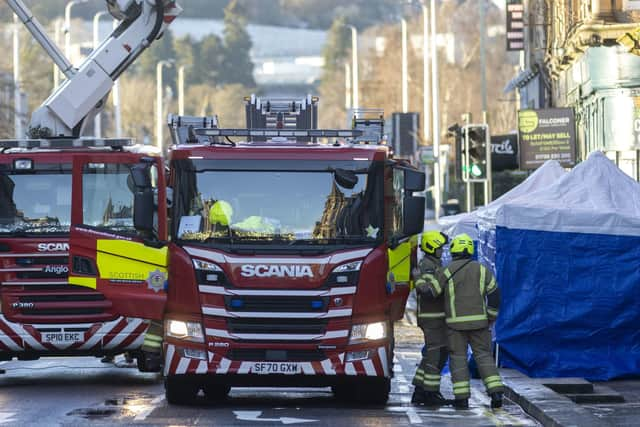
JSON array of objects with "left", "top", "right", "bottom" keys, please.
[
  {"left": 447, "top": 124, "right": 464, "bottom": 180},
  {"left": 462, "top": 124, "right": 490, "bottom": 181}
]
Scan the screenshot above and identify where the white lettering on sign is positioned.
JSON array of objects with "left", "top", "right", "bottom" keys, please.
[
  {"left": 240, "top": 264, "right": 313, "bottom": 278},
  {"left": 44, "top": 265, "right": 69, "bottom": 274},
  {"left": 492, "top": 139, "right": 515, "bottom": 155},
  {"left": 37, "top": 243, "right": 69, "bottom": 252}
]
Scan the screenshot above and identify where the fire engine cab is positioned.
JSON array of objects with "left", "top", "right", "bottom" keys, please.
[{"left": 73, "top": 96, "right": 424, "bottom": 403}]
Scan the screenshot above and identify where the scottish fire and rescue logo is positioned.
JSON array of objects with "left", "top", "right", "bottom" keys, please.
[{"left": 147, "top": 269, "right": 167, "bottom": 293}]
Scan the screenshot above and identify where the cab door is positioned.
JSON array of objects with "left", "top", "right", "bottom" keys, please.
[{"left": 68, "top": 154, "right": 169, "bottom": 321}]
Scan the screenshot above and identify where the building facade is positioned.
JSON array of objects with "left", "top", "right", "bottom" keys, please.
[{"left": 516, "top": 0, "right": 640, "bottom": 178}]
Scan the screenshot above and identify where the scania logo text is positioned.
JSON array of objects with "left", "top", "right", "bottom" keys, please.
[
  {"left": 240, "top": 264, "right": 313, "bottom": 278},
  {"left": 37, "top": 243, "right": 69, "bottom": 252}
]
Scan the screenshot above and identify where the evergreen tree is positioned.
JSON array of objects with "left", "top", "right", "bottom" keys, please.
[
  {"left": 322, "top": 15, "right": 350, "bottom": 73},
  {"left": 219, "top": 0, "right": 255, "bottom": 87},
  {"left": 137, "top": 27, "right": 177, "bottom": 86},
  {"left": 194, "top": 34, "right": 226, "bottom": 85}
]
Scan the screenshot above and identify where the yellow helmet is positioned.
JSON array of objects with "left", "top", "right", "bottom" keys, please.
[
  {"left": 450, "top": 233, "right": 474, "bottom": 257},
  {"left": 209, "top": 200, "right": 233, "bottom": 226},
  {"left": 420, "top": 230, "right": 448, "bottom": 254}
]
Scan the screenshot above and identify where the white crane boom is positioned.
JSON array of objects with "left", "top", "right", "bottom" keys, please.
[{"left": 5, "top": 0, "right": 183, "bottom": 138}]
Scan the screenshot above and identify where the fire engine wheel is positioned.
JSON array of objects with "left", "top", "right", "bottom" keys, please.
[
  {"left": 332, "top": 378, "right": 390, "bottom": 405},
  {"left": 165, "top": 376, "right": 199, "bottom": 405},
  {"left": 203, "top": 384, "right": 231, "bottom": 401}
]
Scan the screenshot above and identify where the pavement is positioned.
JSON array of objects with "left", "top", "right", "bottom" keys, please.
[{"left": 0, "top": 323, "right": 538, "bottom": 426}]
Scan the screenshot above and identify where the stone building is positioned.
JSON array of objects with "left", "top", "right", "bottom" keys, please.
[{"left": 513, "top": 0, "right": 640, "bottom": 177}]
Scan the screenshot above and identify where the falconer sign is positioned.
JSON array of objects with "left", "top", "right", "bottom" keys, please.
[{"left": 518, "top": 108, "right": 577, "bottom": 170}]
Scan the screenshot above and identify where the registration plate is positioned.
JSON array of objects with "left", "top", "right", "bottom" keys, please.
[
  {"left": 249, "top": 362, "right": 301, "bottom": 375},
  {"left": 42, "top": 332, "right": 84, "bottom": 345}
]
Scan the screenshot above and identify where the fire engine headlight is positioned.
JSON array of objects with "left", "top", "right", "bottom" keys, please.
[
  {"left": 333, "top": 260, "right": 362, "bottom": 273},
  {"left": 166, "top": 319, "right": 204, "bottom": 343},
  {"left": 349, "top": 321, "right": 388, "bottom": 344},
  {"left": 192, "top": 259, "right": 223, "bottom": 272},
  {"left": 328, "top": 260, "right": 362, "bottom": 286}
]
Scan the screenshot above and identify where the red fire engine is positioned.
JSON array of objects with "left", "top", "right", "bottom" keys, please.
[
  {"left": 69, "top": 97, "right": 425, "bottom": 403},
  {"left": 0, "top": 0, "right": 181, "bottom": 371}
]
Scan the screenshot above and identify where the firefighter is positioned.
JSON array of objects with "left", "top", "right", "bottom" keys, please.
[
  {"left": 436, "top": 234, "right": 504, "bottom": 409},
  {"left": 411, "top": 230, "right": 449, "bottom": 406}
]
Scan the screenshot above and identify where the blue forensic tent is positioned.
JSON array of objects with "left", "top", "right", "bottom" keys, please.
[{"left": 483, "top": 152, "right": 640, "bottom": 380}]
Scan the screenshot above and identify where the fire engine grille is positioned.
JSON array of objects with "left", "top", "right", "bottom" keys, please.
[
  {"left": 15, "top": 257, "right": 68, "bottom": 265},
  {"left": 228, "top": 349, "right": 325, "bottom": 361},
  {"left": 17, "top": 270, "right": 67, "bottom": 279},
  {"left": 12, "top": 289, "right": 111, "bottom": 320},
  {"left": 227, "top": 319, "right": 328, "bottom": 335},
  {"left": 224, "top": 296, "right": 328, "bottom": 313}
]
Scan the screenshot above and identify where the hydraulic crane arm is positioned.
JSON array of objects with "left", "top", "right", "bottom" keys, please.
[{"left": 6, "top": 0, "right": 183, "bottom": 138}]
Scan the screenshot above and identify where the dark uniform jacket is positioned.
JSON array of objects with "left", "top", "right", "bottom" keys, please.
[
  {"left": 433, "top": 258, "right": 500, "bottom": 331},
  {"left": 414, "top": 256, "right": 445, "bottom": 328}
]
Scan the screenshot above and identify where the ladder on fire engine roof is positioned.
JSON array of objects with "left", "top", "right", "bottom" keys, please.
[
  {"left": 168, "top": 114, "right": 219, "bottom": 147},
  {"left": 351, "top": 108, "right": 385, "bottom": 145},
  {"left": 245, "top": 94, "right": 319, "bottom": 142},
  {"left": 0, "top": 138, "right": 133, "bottom": 152}
]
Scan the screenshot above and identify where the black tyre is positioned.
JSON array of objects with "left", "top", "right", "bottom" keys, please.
[
  {"left": 203, "top": 384, "right": 231, "bottom": 401},
  {"left": 333, "top": 378, "right": 390, "bottom": 405},
  {"left": 165, "top": 376, "right": 199, "bottom": 405}
]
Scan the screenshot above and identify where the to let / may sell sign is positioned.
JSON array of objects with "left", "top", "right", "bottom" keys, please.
[{"left": 518, "top": 108, "right": 576, "bottom": 169}]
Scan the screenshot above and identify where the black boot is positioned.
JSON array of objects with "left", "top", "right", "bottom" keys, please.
[
  {"left": 453, "top": 398, "right": 469, "bottom": 409},
  {"left": 411, "top": 387, "right": 426, "bottom": 404},
  {"left": 490, "top": 392, "right": 503, "bottom": 409},
  {"left": 422, "top": 391, "right": 447, "bottom": 406}
]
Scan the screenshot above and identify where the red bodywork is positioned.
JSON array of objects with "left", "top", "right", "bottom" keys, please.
[
  {"left": 0, "top": 150, "right": 162, "bottom": 360},
  {"left": 163, "top": 143, "right": 411, "bottom": 385}
]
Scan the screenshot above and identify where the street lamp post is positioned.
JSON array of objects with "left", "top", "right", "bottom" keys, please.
[
  {"left": 156, "top": 60, "right": 173, "bottom": 150},
  {"left": 13, "top": 14, "right": 23, "bottom": 138},
  {"left": 65, "top": 0, "right": 88, "bottom": 62},
  {"left": 178, "top": 65, "right": 186, "bottom": 116},
  {"left": 430, "top": 0, "right": 441, "bottom": 221},
  {"left": 421, "top": 3, "right": 430, "bottom": 144},
  {"left": 344, "top": 62, "right": 352, "bottom": 111},
  {"left": 92, "top": 11, "right": 109, "bottom": 138},
  {"left": 401, "top": 18, "right": 409, "bottom": 114},
  {"left": 349, "top": 26, "right": 359, "bottom": 110}
]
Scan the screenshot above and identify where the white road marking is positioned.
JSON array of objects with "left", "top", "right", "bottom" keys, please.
[
  {"left": 0, "top": 412, "right": 16, "bottom": 425},
  {"left": 388, "top": 407, "right": 422, "bottom": 424},
  {"left": 133, "top": 395, "right": 165, "bottom": 421},
  {"left": 233, "top": 411, "right": 317, "bottom": 424}
]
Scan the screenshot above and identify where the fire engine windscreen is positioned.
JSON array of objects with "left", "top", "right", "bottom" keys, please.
[
  {"left": 0, "top": 164, "right": 72, "bottom": 234},
  {"left": 171, "top": 159, "right": 384, "bottom": 245}
]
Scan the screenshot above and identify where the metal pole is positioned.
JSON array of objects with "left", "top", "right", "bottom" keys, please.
[
  {"left": 156, "top": 61, "right": 171, "bottom": 150},
  {"left": 13, "top": 14, "right": 23, "bottom": 138},
  {"left": 344, "top": 62, "right": 352, "bottom": 110},
  {"left": 113, "top": 19, "right": 122, "bottom": 138},
  {"left": 430, "top": 0, "right": 440, "bottom": 221},
  {"left": 422, "top": 3, "right": 431, "bottom": 144},
  {"left": 93, "top": 11, "right": 108, "bottom": 138},
  {"left": 178, "top": 65, "right": 186, "bottom": 116},
  {"left": 350, "top": 26, "right": 359, "bottom": 109},
  {"left": 401, "top": 18, "right": 409, "bottom": 114},
  {"left": 65, "top": 0, "right": 88, "bottom": 63},
  {"left": 479, "top": 0, "right": 487, "bottom": 112}
]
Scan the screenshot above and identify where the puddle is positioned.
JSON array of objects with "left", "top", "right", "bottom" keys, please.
[{"left": 67, "top": 408, "right": 118, "bottom": 419}]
